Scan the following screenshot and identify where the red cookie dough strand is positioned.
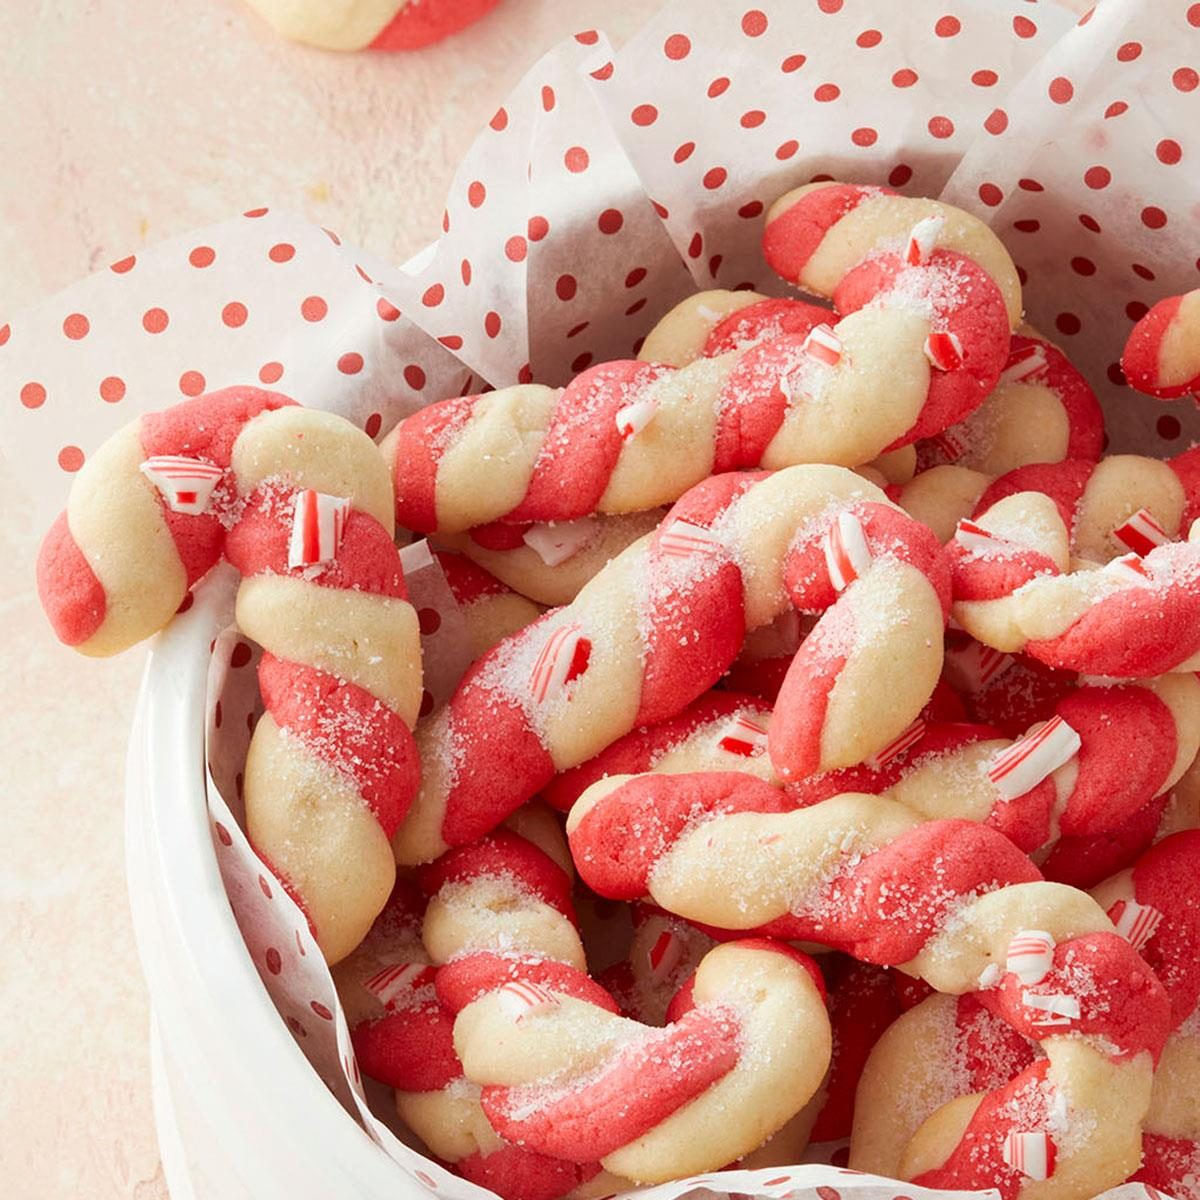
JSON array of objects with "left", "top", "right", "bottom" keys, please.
[
  {"left": 369, "top": 0, "right": 502, "bottom": 50},
  {"left": 37, "top": 513, "right": 107, "bottom": 646},
  {"left": 391, "top": 396, "right": 476, "bottom": 534},
  {"left": 761, "top": 182, "right": 886, "bottom": 283},
  {"left": 702, "top": 297, "right": 830, "bottom": 358}
]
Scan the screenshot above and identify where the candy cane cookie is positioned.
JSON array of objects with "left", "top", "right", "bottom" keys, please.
[
  {"left": 566, "top": 772, "right": 1173, "bottom": 1198},
  {"left": 242, "top": 0, "right": 501, "bottom": 51},
  {"left": 392, "top": 464, "right": 949, "bottom": 864},
  {"left": 1122, "top": 289, "right": 1200, "bottom": 400},
  {"left": 37, "top": 388, "right": 424, "bottom": 963}
]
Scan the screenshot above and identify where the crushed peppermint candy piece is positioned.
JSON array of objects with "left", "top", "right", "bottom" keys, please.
[
  {"left": 944, "top": 638, "right": 1015, "bottom": 693},
  {"left": 646, "top": 930, "right": 685, "bottom": 984},
  {"left": 658, "top": 520, "right": 725, "bottom": 560},
  {"left": 362, "top": 962, "right": 437, "bottom": 1008},
  {"left": 905, "top": 215, "right": 945, "bottom": 266},
  {"left": 924, "top": 331, "right": 964, "bottom": 372},
  {"left": 954, "top": 518, "right": 1002, "bottom": 556},
  {"left": 1112, "top": 508, "right": 1169, "bottom": 558},
  {"left": 978, "top": 963, "right": 1002, "bottom": 989},
  {"left": 824, "top": 510, "right": 872, "bottom": 592},
  {"left": 1003, "top": 1130, "right": 1056, "bottom": 1181},
  {"left": 140, "top": 454, "right": 224, "bottom": 515},
  {"left": 864, "top": 718, "right": 926, "bottom": 770},
  {"left": 1105, "top": 552, "right": 1154, "bottom": 585},
  {"left": 1021, "top": 990, "right": 1081, "bottom": 1027},
  {"left": 530, "top": 624, "right": 591, "bottom": 704},
  {"left": 718, "top": 714, "right": 770, "bottom": 758},
  {"left": 523, "top": 517, "right": 598, "bottom": 567},
  {"left": 1000, "top": 343, "right": 1049, "bottom": 386},
  {"left": 988, "top": 716, "right": 1081, "bottom": 800},
  {"left": 1107, "top": 899, "right": 1164, "bottom": 952},
  {"left": 498, "top": 980, "right": 560, "bottom": 1021},
  {"left": 931, "top": 426, "right": 968, "bottom": 463},
  {"left": 289, "top": 489, "right": 350, "bottom": 570},
  {"left": 615, "top": 398, "right": 659, "bottom": 441},
  {"left": 802, "top": 323, "right": 843, "bottom": 367},
  {"left": 1006, "top": 930, "right": 1056, "bottom": 985}
]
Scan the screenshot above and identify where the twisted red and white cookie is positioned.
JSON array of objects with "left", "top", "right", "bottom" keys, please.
[
  {"left": 37, "top": 388, "right": 423, "bottom": 962},
  {"left": 1122, "top": 289, "right": 1200, "bottom": 401},
  {"left": 242, "top": 0, "right": 501, "bottom": 51}
]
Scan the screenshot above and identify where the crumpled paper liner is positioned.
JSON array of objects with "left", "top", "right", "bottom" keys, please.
[{"left": 3, "top": 0, "right": 1197, "bottom": 1197}]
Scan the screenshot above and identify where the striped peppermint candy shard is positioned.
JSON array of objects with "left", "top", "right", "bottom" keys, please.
[
  {"left": 646, "top": 929, "right": 685, "bottom": 983},
  {"left": 1021, "top": 990, "right": 1081, "bottom": 1027},
  {"left": 717, "top": 714, "right": 770, "bottom": 758},
  {"left": 1000, "top": 342, "right": 1049, "bottom": 386},
  {"left": 1105, "top": 552, "right": 1154, "bottom": 586},
  {"left": 988, "top": 715, "right": 1081, "bottom": 801},
  {"left": 139, "top": 455, "right": 224, "bottom": 515},
  {"left": 1005, "top": 930, "right": 1056, "bottom": 985},
  {"left": 1112, "top": 508, "right": 1169, "bottom": 558},
  {"left": 530, "top": 623, "right": 591, "bottom": 704},
  {"left": 905, "top": 215, "right": 945, "bottom": 266},
  {"left": 288, "top": 489, "right": 350, "bottom": 570},
  {"left": 658, "top": 520, "right": 725, "bottom": 560},
  {"left": 954, "top": 518, "right": 1003, "bottom": 556},
  {"left": 1107, "top": 899, "right": 1164, "bottom": 952},
  {"left": 802, "top": 323, "right": 843, "bottom": 367},
  {"left": 523, "top": 517, "right": 598, "bottom": 567},
  {"left": 944, "top": 638, "right": 1015, "bottom": 692},
  {"left": 864, "top": 718, "right": 926, "bottom": 770},
  {"left": 1003, "top": 1130, "right": 1057, "bottom": 1181},
  {"left": 498, "top": 980, "right": 560, "bottom": 1021},
  {"left": 362, "top": 962, "right": 437, "bottom": 1008},
  {"left": 615, "top": 398, "right": 659, "bottom": 441},
  {"left": 931, "top": 426, "right": 968, "bottom": 463},
  {"left": 924, "top": 331, "right": 964, "bottom": 372},
  {"left": 824, "top": 510, "right": 872, "bottom": 592}
]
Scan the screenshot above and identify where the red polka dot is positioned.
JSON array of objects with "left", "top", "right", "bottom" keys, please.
[
  {"left": 365, "top": 413, "right": 382, "bottom": 438},
  {"left": 674, "top": 141, "right": 696, "bottom": 163},
  {"left": 99, "top": 376, "right": 126, "bottom": 403},
  {"left": 1055, "top": 312, "right": 1081, "bottom": 335},
  {"left": 972, "top": 69, "right": 998, "bottom": 87},
  {"left": 1071, "top": 256, "right": 1096, "bottom": 276},
  {"left": 1105, "top": 101, "right": 1129, "bottom": 119},
  {"left": 505, "top": 236, "right": 528, "bottom": 263},
  {"left": 930, "top": 115, "right": 956, "bottom": 138},
  {"left": 337, "top": 352, "right": 363, "bottom": 376},
  {"left": 567, "top": 321, "right": 590, "bottom": 339},
  {"left": 978, "top": 183, "right": 1003, "bottom": 207},
  {"left": 892, "top": 69, "right": 918, "bottom": 88},
  {"left": 268, "top": 243, "right": 295, "bottom": 263},
  {"left": 404, "top": 364, "right": 426, "bottom": 390},
  {"left": 1126, "top": 300, "right": 1150, "bottom": 322},
  {"left": 740, "top": 109, "right": 767, "bottom": 128},
  {"left": 703, "top": 166, "right": 728, "bottom": 189},
  {"left": 1012, "top": 15, "right": 1037, "bottom": 37},
  {"left": 1079, "top": 213, "right": 1102, "bottom": 233},
  {"left": 708, "top": 255, "right": 723, "bottom": 278},
  {"left": 415, "top": 1171, "right": 438, "bottom": 1191},
  {"left": 322, "top": 227, "right": 341, "bottom": 247},
  {"left": 467, "top": 181, "right": 486, "bottom": 208},
  {"left": 222, "top": 301, "right": 248, "bottom": 328},
  {"left": 20, "top": 382, "right": 46, "bottom": 409},
  {"left": 484, "top": 311, "right": 502, "bottom": 339},
  {"left": 574, "top": 29, "right": 599, "bottom": 45},
  {"left": 243, "top": 207, "right": 268, "bottom": 218},
  {"left": 541, "top": 85, "right": 556, "bottom": 112},
  {"left": 652, "top": 200, "right": 669, "bottom": 219},
  {"left": 1157, "top": 139, "right": 1182, "bottom": 165},
  {"left": 63, "top": 313, "right": 89, "bottom": 340},
  {"left": 189, "top": 246, "right": 215, "bottom": 268},
  {"left": 265, "top": 947, "right": 282, "bottom": 975},
  {"left": 598, "top": 208, "right": 624, "bottom": 234},
  {"left": 738, "top": 200, "right": 764, "bottom": 218},
  {"left": 631, "top": 103, "right": 659, "bottom": 126},
  {"left": 814, "top": 83, "right": 841, "bottom": 102},
  {"left": 1142, "top": 206, "right": 1168, "bottom": 229},
  {"left": 0, "top": 323, "right": 8, "bottom": 346},
  {"left": 259, "top": 362, "right": 284, "bottom": 384},
  {"left": 518, "top": 364, "right": 534, "bottom": 384},
  {"left": 1133, "top": 263, "right": 1156, "bottom": 281},
  {"left": 688, "top": 232, "right": 703, "bottom": 258},
  {"left": 57, "top": 446, "right": 84, "bottom": 472},
  {"left": 418, "top": 607, "right": 442, "bottom": 635},
  {"left": 708, "top": 76, "right": 731, "bottom": 97},
  {"left": 527, "top": 215, "right": 550, "bottom": 241},
  {"left": 442, "top": 210, "right": 450, "bottom": 233},
  {"left": 142, "top": 307, "right": 169, "bottom": 334},
  {"left": 935, "top": 15, "right": 961, "bottom": 37},
  {"left": 556, "top": 274, "right": 578, "bottom": 301},
  {"left": 664, "top": 33, "right": 691, "bottom": 59},
  {"left": 856, "top": 29, "right": 882, "bottom": 47},
  {"left": 437, "top": 335, "right": 463, "bottom": 351},
  {"left": 421, "top": 284, "right": 444, "bottom": 308},
  {"left": 564, "top": 146, "right": 590, "bottom": 172},
  {"left": 1013, "top": 219, "right": 1040, "bottom": 233},
  {"left": 215, "top": 821, "right": 233, "bottom": 846},
  {"left": 287, "top": 1017, "right": 307, "bottom": 1039},
  {"left": 490, "top": 106, "right": 508, "bottom": 131},
  {"left": 1111, "top": 42, "right": 1144, "bottom": 65},
  {"left": 110, "top": 255, "right": 136, "bottom": 274},
  {"left": 1084, "top": 165, "right": 1110, "bottom": 189},
  {"left": 741, "top": 9, "right": 767, "bottom": 36},
  {"left": 301, "top": 296, "right": 328, "bottom": 321},
  {"left": 626, "top": 297, "right": 648, "bottom": 316},
  {"left": 817, "top": 0, "right": 843, "bottom": 11},
  {"left": 1107, "top": 362, "right": 1127, "bottom": 386},
  {"left": 1158, "top": 414, "right": 1182, "bottom": 440},
  {"left": 1190, "top": 3, "right": 1200, "bottom": 25},
  {"left": 625, "top": 267, "right": 647, "bottom": 287},
  {"left": 179, "top": 371, "right": 206, "bottom": 397},
  {"left": 852, "top": 127, "right": 878, "bottom": 147},
  {"left": 1018, "top": 178, "right": 1044, "bottom": 191},
  {"left": 310, "top": 1001, "right": 333, "bottom": 1021},
  {"left": 590, "top": 61, "right": 614, "bottom": 81},
  {"left": 781, "top": 54, "right": 807, "bottom": 73},
  {"left": 1049, "top": 76, "right": 1073, "bottom": 103},
  {"left": 889, "top": 164, "right": 913, "bottom": 187},
  {"left": 776, "top": 139, "right": 799, "bottom": 160},
  {"left": 815, "top": 1188, "right": 842, "bottom": 1200},
  {"left": 1174, "top": 67, "right": 1199, "bottom": 92},
  {"left": 571, "top": 352, "right": 593, "bottom": 372}
]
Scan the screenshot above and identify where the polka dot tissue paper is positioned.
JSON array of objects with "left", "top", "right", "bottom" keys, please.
[{"left": 4, "top": 0, "right": 1199, "bottom": 1198}]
